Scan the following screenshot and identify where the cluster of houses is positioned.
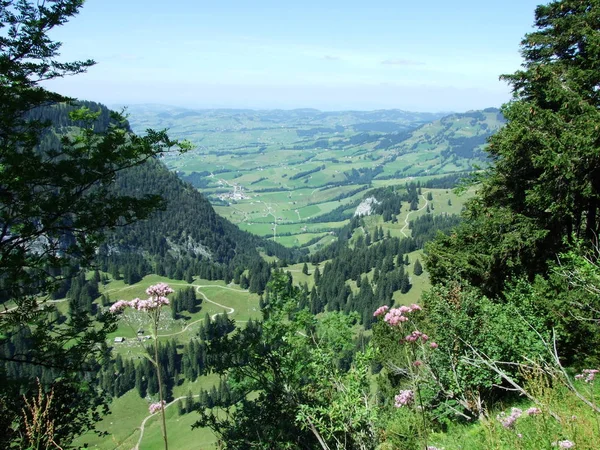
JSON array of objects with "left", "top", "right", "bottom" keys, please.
[{"left": 113, "top": 329, "right": 151, "bottom": 343}]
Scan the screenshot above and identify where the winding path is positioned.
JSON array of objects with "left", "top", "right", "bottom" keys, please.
[{"left": 400, "top": 192, "right": 430, "bottom": 238}]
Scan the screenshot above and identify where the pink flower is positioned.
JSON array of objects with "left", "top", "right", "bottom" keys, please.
[
  {"left": 497, "top": 408, "right": 522, "bottom": 429},
  {"left": 584, "top": 369, "right": 599, "bottom": 383},
  {"left": 394, "top": 390, "right": 414, "bottom": 407},
  {"left": 109, "top": 300, "right": 130, "bottom": 313},
  {"left": 146, "top": 282, "right": 174, "bottom": 298},
  {"left": 526, "top": 407, "right": 542, "bottom": 416},
  {"left": 384, "top": 308, "right": 409, "bottom": 326},
  {"left": 575, "top": 368, "right": 599, "bottom": 383},
  {"left": 409, "top": 303, "right": 422, "bottom": 312},
  {"left": 108, "top": 282, "right": 173, "bottom": 315},
  {"left": 149, "top": 400, "right": 166, "bottom": 414},
  {"left": 413, "top": 360, "right": 423, "bottom": 367},
  {"left": 556, "top": 440, "right": 575, "bottom": 449},
  {"left": 373, "top": 305, "right": 389, "bottom": 317},
  {"left": 430, "top": 342, "right": 439, "bottom": 349}
]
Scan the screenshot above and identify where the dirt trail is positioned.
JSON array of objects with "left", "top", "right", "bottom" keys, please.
[{"left": 400, "top": 193, "right": 430, "bottom": 238}]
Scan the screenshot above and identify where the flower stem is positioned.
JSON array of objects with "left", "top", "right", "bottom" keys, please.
[{"left": 153, "top": 312, "right": 169, "bottom": 450}]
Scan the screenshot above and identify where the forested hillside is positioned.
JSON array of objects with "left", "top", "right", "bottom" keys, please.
[{"left": 29, "top": 101, "right": 302, "bottom": 294}]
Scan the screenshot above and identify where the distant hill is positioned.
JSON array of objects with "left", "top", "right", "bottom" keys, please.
[
  {"left": 115, "top": 105, "right": 448, "bottom": 143},
  {"left": 383, "top": 107, "right": 505, "bottom": 161}
]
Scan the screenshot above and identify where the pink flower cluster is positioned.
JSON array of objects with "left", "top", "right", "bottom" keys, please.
[
  {"left": 526, "top": 407, "right": 542, "bottom": 416},
  {"left": 109, "top": 300, "right": 130, "bottom": 313},
  {"left": 377, "top": 303, "right": 422, "bottom": 325},
  {"left": 405, "top": 330, "right": 429, "bottom": 343},
  {"left": 552, "top": 440, "right": 575, "bottom": 449},
  {"left": 146, "top": 282, "right": 174, "bottom": 298},
  {"left": 149, "top": 400, "right": 166, "bottom": 414},
  {"left": 574, "top": 369, "right": 599, "bottom": 383},
  {"left": 373, "top": 305, "right": 389, "bottom": 317},
  {"left": 109, "top": 283, "right": 173, "bottom": 313},
  {"left": 497, "top": 407, "right": 522, "bottom": 429},
  {"left": 394, "top": 389, "right": 414, "bottom": 407}
]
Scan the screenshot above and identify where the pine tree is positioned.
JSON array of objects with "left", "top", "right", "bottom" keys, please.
[
  {"left": 427, "top": 0, "right": 600, "bottom": 295},
  {"left": 413, "top": 259, "right": 423, "bottom": 276}
]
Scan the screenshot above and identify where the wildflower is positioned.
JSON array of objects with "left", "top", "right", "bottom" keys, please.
[
  {"left": 552, "top": 440, "right": 575, "bottom": 449},
  {"left": 373, "top": 305, "right": 389, "bottom": 317},
  {"left": 149, "top": 400, "right": 166, "bottom": 414},
  {"left": 413, "top": 360, "right": 423, "bottom": 367},
  {"left": 511, "top": 407, "right": 523, "bottom": 419},
  {"left": 583, "top": 369, "right": 599, "bottom": 383},
  {"left": 384, "top": 308, "right": 409, "bottom": 326},
  {"left": 109, "top": 300, "right": 130, "bottom": 313},
  {"left": 404, "top": 330, "right": 427, "bottom": 343},
  {"left": 409, "top": 303, "right": 422, "bottom": 312},
  {"left": 497, "top": 408, "right": 522, "bottom": 429},
  {"left": 430, "top": 342, "right": 439, "bottom": 349},
  {"left": 146, "top": 282, "right": 174, "bottom": 298},
  {"left": 526, "top": 407, "right": 542, "bottom": 416},
  {"left": 394, "top": 390, "right": 414, "bottom": 407},
  {"left": 574, "top": 368, "right": 599, "bottom": 383}
]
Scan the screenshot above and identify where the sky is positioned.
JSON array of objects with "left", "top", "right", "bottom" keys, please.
[{"left": 44, "top": 0, "right": 544, "bottom": 112}]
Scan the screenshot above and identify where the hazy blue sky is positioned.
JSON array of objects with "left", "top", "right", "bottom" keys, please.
[{"left": 45, "top": 0, "right": 543, "bottom": 112}]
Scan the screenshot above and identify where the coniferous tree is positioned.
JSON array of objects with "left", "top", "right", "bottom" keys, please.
[{"left": 413, "top": 259, "right": 423, "bottom": 276}]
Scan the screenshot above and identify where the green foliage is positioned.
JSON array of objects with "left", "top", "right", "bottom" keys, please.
[
  {"left": 419, "top": 3, "right": 600, "bottom": 426},
  {"left": 420, "top": 280, "right": 556, "bottom": 417},
  {"left": 193, "top": 272, "right": 376, "bottom": 449},
  {"left": 0, "top": 1, "right": 186, "bottom": 446},
  {"left": 427, "top": 0, "right": 600, "bottom": 296}
]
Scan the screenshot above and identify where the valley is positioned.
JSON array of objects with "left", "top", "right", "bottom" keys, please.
[{"left": 124, "top": 106, "right": 498, "bottom": 249}]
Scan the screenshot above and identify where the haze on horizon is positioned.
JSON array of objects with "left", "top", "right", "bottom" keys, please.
[{"left": 45, "top": 0, "right": 542, "bottom": 113}]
